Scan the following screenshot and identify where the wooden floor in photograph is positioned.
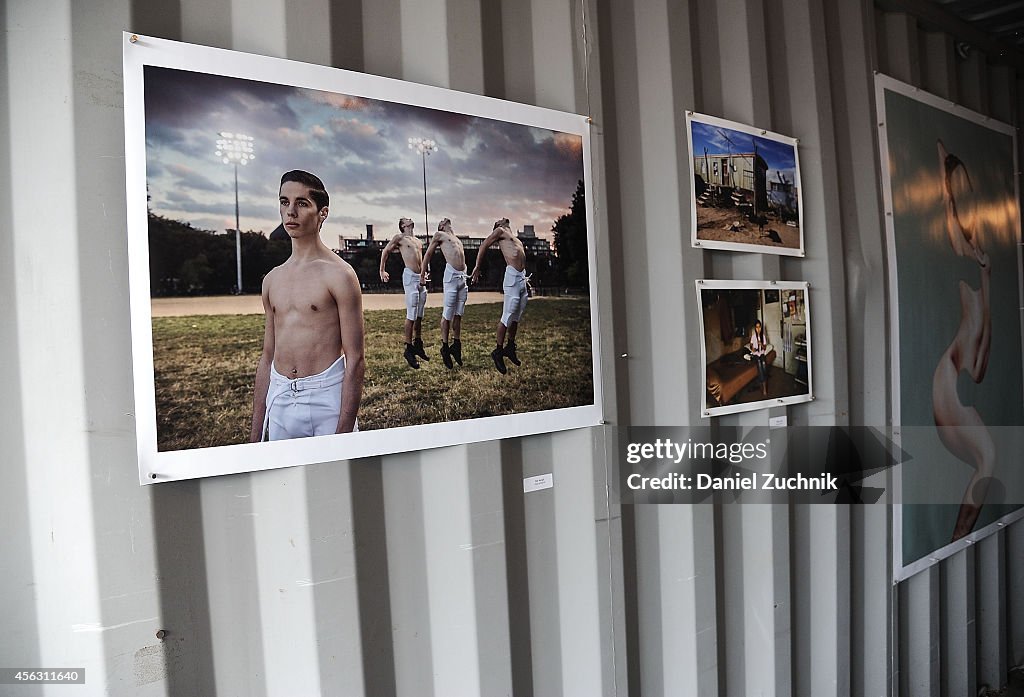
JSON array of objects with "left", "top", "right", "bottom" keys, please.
[{"left": 727, "top": 364, "right": 808, "bottom": 407}]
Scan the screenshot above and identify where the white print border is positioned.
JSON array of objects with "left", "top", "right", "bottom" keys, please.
[
  {"left": 123, "top": 34, "right": 604, "bottom": 484},
  {"left": 874, "top": 72, "right": 1024, "bottom": 583},
  {"left": 685, "top": 111, "right": 805, "bottom": 257},
  {"left": 695, "top": 279, "right": 813, "bottom": 418}
]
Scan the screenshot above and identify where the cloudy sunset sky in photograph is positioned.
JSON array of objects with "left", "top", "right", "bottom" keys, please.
[{"left": 144, "top": 66, "right": 584, "bottom": 246}]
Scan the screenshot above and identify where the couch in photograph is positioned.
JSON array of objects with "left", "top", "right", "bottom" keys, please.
[{"left": 706, "top": 348, "right": 777, "bottom": 406}]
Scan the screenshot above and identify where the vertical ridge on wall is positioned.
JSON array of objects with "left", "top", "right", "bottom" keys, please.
[
  {"left": 598, "top": 6, "right": 656, "bottom": 695},
  {"left": 479, "top": 0, "right": 505, "bottom": 99},
  {"left": 773, "top": 0, "right": 850, "bottom": 425},
  {"left": 497, "top": 439, "right": 536, "bottom": 697},
  {"left": 399, "top": 0, "right": 450, "bottom": 88},
  {"left": 348, "top": 458, "right": 398, "bottom": 697},
  {"left": 306, "top": 463, "right": 371, "bottom": 696},
  {"left": 770, "top": 3, "right": 857, "bottom": 689},
  {"left": 989, "top": 65, "right": 1014, "bottom": 122},
  {"left": 976, "top": 532, "right": 1009, "bottom": 690},
  {"left": 583, "top": 1, "right": 635, "bottom": 691},
  {"left": 824, "top": 0, "right": 886, "bottom": 429},
  {"left": 590, "top": 0, "right": 631, "bottom": 430},
  {"left": 598, "top": 0, "right": 720, "bottom": 695},
  {"left": 283, "top": 0, "right": 333, "bottom": 66},
  {"left": 528, "top": 0, "right": 576, "bottom": 111},
  {"left": 373, "top": 4, "right": 515, "bottom": 694},
  {"left": 77, "top": 5, "right": 190, "bottom": 687},
  {"left": 550, "top": 430, "right": 607, "bottom": 697},
  {"left": 329, "top": 0, "right": 364, "bottom": 71},
  {"left": 704, "top": 0, "right": 779, "bottom": 288},
  {"left": 129, "top": 0, "right": 180, "bottom": 40},
  {"left": 940, "top": 547, "right": 977, "bottom": 697},
  {"left": 198, "top": 477, "right": 267, "bottom": 695},
  {"left": 706, "top": 4, "right": 792, "bottom": 696},
  {"left": 957, "top": 47, "right": 988, "bottom": 113},
  {"left": 149, "top": 481, "right": 217, "bottom": 695},
  {"left": 464, "top": 443, "right": 516, "bottom": 697},
  {"left": 519, "top": 435, "right": 565, "bottom": 695},
  {"left": 381, "top": 452, "right": 436, "bottom": 697},
  {"left": 361, "top": 0, "right": 401, "bottom": 78},
  {"left": 883, "top": 12, "right": 921, "bottom": 85},
  {"left": 923, "top": 31, "right": 957, "bottom": 101},
  {"left": 1009, "top": 519, "right": 1024, "bottom": 668},
  {"left": 516, "top": 4, "right": 617, "bottom": 695},
  {"left": 0, "top": 0, "right": 45, "bottom": 680},
  {"left": 445, "top": 0, "right": 485, "bottom": 92},
  {"left": 27, "top": 1, "right": 164, "bottom": 693},
  {"left": 823, "top": 4, "right": 894, "bottom": 691},
  {"left": 180, "top": 0, "right": 230, "bottom": 49},
  {"left": 900, "top": 567, "right": 940, "bottom": 695},
  {"left": 498, "top": 0, "right": 534, "bottom": 104},
  {"left": 230, "top": 0, "right": 286, "bottom": 56},
  {"left": 250, "top": 470, "right": 325, "bottom": 696},
  {"left": 602, "top": 0, "right": 655, "bottom": 427}
]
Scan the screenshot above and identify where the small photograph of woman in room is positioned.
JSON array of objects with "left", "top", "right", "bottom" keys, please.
[
  {"left": 698, "top": 283, "right": 811, "bottom": 415},
  {"left": 748, "top": 319, "right": 770, "bottom": 394}
]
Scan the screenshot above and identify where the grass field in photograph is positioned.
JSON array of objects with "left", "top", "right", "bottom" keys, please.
[{"left": 152, "top": 297, "right": 594, "bottom": 451}]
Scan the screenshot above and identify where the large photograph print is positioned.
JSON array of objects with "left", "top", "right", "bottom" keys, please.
[
  {"left": 876, "top": 74, "right": 1024, "bottom": 581},
  {"left": 686, "top": 112, "right": 804, "bottom": 256},
  {"left": 124, "top": 35, "right": 601, "bottom": 483},
  {"left": 697, "top": 280, "right": 812, "bottom": 417}
]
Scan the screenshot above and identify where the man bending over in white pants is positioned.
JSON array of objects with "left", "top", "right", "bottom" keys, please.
[
  {"left": 422, "top": 217, "right": 468, "bottom": 369},
  {"left": 471, "top": 218, "right": 527, "bottom": 375},
  {"left": 379, "top": 217, "right": 430, "bottom": 369}
]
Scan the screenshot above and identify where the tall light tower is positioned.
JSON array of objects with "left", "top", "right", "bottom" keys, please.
[
  {"left": 215, "top": 132, "right": 255, "bottom": 294},
  {"left": 408, "top": 137, "right": 438, "bottom": 236}
]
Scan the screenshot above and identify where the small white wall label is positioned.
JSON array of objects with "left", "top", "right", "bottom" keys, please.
[{"left": 523, "top": 473, "right": 554, "bottom": 493}]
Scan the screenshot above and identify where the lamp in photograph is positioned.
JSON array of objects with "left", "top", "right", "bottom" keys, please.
[
  {"left": 215, "top": 131, "right": 255, "bottom": 294},
  {"left": 408, "top": 136, "right": 438, "bottom": 236}
]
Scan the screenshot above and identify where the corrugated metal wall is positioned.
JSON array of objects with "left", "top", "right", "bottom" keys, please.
[{"left": 1, "top": 0, "right": 1022, "bottom": 695}]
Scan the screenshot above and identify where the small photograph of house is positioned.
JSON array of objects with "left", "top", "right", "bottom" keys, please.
[
  {"left": 688, "top": 113, "right": 803, "bottom": 255},
  {"left": 699, "top": 282, "right": 811, "bottom": 416}
]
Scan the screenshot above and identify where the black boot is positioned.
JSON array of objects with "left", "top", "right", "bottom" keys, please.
[
  {"left": 490, "top": 345, "right": 507, "bottom": 374},
  {"left": 404, "top": 343, "right": 420, "bottom": 369},
  {"left": 440, "top": 342, "right": 454, "bottom": 369},
  {"left": 451, "top": 338, "right": 463, "bottom": 366},
  {"left": 413, "top": 337, "right": 429, "bottom": 361},
  {"left": 503, "top": 340, "right": 521, "bottom": 366}
]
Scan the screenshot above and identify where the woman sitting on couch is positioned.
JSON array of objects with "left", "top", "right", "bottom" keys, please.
[{"left": 747, "top": 320, "right": 771, "bottom": 393}]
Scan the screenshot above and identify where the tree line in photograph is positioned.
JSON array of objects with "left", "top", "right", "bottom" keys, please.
[{"left": 148, "top": 181, "right": 589, "bottom": 297}]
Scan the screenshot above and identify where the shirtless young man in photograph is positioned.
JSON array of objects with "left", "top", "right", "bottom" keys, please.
[
  {"left": 421, "top": 217, "right": 468, "bottom": 369},
  {"left": 250, "top": 170, "right": 365, "bottom": 441},
  {"left": 471, "top": 218, "right": 527, "bottom": 374},
  {"left": 379, "top": 217, "right": 429, "bottom": 369}
]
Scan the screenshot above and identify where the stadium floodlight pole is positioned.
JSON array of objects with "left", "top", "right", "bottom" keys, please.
[
  {"left": 407, "top": 137, "right": 438, "bottom": 236},
  {"left": 215, "top": 132, "right": 255, "bottom": 294}
]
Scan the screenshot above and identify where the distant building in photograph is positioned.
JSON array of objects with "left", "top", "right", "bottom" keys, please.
[
  {"left": 768, "top": 175, "right": 798, "bottom": 213},
  {"left": 335, "top": 223, "right": 553, "bottom": 262},
  {"left": 694, "top": 151, "right": 768, "bottom": 210}
]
